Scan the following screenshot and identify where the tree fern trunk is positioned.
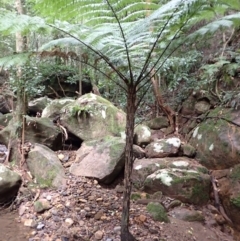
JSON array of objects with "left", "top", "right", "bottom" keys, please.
[{"left": 121, "top": 84, "right": 137, "bottom": 241}]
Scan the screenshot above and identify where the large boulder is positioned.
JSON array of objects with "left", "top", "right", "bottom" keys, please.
[
  {"left": 145, "top": 137, "right": 181, "bottom": 158},
  {"left": 189, "top": 107, "right": 240, "bottom": 169},
  {"left": 0, "top": 113, "right": 12, "bottom": 129},
  {"left": 41, "top": 98, "right": 74, "bottom": 119},
  {"left": 0, "top": 164, "right": 22, "bottom": 203},
  {"left": 212, "top": 165, "right": 240, "bottom": 231},
  {"left": 134, "top": 124, "right": 151, "bottom": 146},
  {"left": 27, "top": 143, "right": 66, "bottom": 188},
  {"left": 145, "top": 116, "right": 169, "bottom": 130},
  {"left": 69, "top": 136, "right": 125, "bottom": 184},
  {"left": 0, "top": 117, "right": 62, "bottom": 151},
  {"left": 132, "top": 157, "right": 210, "bottom": 205},
  {"left": 0, "top": 95, "right": 12, "bottom": 114},
  {"left": 61, "top": 93, "right": 126, "bottom": 141},
  {"left": 28, "top": 96, "right": 52, "bottom": 115}
]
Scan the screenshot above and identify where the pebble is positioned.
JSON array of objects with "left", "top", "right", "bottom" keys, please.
[
  {"left": 24, "top": 219, "right": 37, "bottom": 228},
  {"left": 65, "top": 218, "right": 74, "bottom": 227},
  {"left": 94, "top": 230, "right": 104, "bottom": 240},
  {"left": 114, "top": 226, "right": 121, "bottom": 232},
  {"left": 36, "top": 222, "right": 45, "bottom": 230}
]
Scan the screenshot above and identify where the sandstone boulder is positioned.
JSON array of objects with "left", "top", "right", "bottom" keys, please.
[
  {"left": 0, "top": 164, "right": 22, "bottom": 203},
  {"left": 132, "top": 157, "right": 210, "bottom": 205},
  {"left": 61, "top": 93, "right": 126, "bottom": 141},
  {"left": 27, "top": 143, "right": 66, "bottom": 188},
  {"left": 70, "top": 136, "right": 125, "bottom": 184},
  {"left": 28, "top": 96, "right": 52, "bottom": 115},
  {"left": 189, "top": 107, "right": 240, "bottom": 169},
  {"left": 41, "top": 98, "right": 74, "bottom": 119},
  {"left": 145, "top": 137, "right": 181, "bottom": 158},
  {"left": 134, "top": 124, "right": 151, "bottom": 146}
]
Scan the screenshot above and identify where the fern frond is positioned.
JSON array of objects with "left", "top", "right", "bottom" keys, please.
[
  {"left": 35, "top": 0, "right": 159, "bottom": 24},
  {"left": 0, "top": 53, "right": 31, "bottom": 67},
  {"left": 189, "top": 12, "right": 240, "bottom": 40},
  {"left": 0, "top": 8, "right": 50, "bottom": 35}
]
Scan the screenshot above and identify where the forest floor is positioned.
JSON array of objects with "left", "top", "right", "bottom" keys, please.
[{"left": 1, "top": 150, "right": 237, "bottom": 241}]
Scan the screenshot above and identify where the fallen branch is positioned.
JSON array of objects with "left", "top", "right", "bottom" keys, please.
[{"left": 210, "top": 174, "right": 232, "bottom": 224}]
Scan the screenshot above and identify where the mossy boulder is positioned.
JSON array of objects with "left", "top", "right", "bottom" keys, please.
[
  {"left": 180, "top": 143, "right": 196, "bottom": 158},
  {"left": 212, "top": 165, "right": 240, "bottom": 231},
  {"left": 145, "top": 137, "right": 181, "bottom": 158},
  {"left": 28, "top": 96, "right": 52, "bottom": 115},
  {"left": 0, "top": 113, "right": 12, "bottom": 128},
  {"left": 194, "top": 99, "right": 211, "bottom": 114},
  {"left": 41, "top": 98, "right": 74, "bottom": 119},
  {"left": 60, "top": 93, "right": 126, "bottom": 141},
  {"left": 0, "top": 164, "right": 22, "bottom": 204},
  {"left": 0, "top": 117, "right": 62, "bottom": 151},
  {"left": 189, "top": 107, "right": 240, "bottom": 169},
  {"left": 146, "top": 202, "right": 169, "bottom": 222},
  {"left": 145, "top": 116, "right": 169, "bottom": 130},
  {"left": 132, "top": 157, "right": 210, "bottom": 205},
  {"left": 134, "top": 124, "right": 151, "bottom": 146},
  {"left": 27, "top": 143, "right": 66, "bottom": 188},
  {"left": 69, "top": 136, "right": 125, "bottom": 184}
]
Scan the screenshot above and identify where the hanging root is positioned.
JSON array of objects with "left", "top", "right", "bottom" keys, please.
[{"left": 59, "top": 124, "right": 68, "bottom": 140}]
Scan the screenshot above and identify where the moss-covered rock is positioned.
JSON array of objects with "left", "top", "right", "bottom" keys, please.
[
  {"left": 0, "top": 113, "right": 12, "bottom": 128},
  {"left": 0, "top": 117, "right": 62, "bottom": 151},
  {"left": 0, "top": 164, "right": 22, "bottom": 204},
  {"left": 147, "top": 202, "right": 169, "bottom": 222},
  {"left": 61, "top": 93, "right": 126, "bottom": 141},
  {"left": 28, "top": 96, "right": 52, "bottom": 115},
  {"left": 145, "top": 137, "right": 181, "bottom": 158},
  {"left": 145, "top": 116, "right": 169, "bottom": 130},
  {"left": 27, "top": 143, "right": 66, "bottom": 188},
  {"left": 41, "top": 98, "right": 74, "bottom": 118},
  {"left": 189, "top": 107, "right": 240, "bottom": 169},
  {"left": 132, "top": 157, "right": 210, "bottom": 205},
  {"left": 134, "top": 124, "right": 151, "bottom": 146},
  {"left": 212, "top": 165, "right": 240, "bottom": 231}
]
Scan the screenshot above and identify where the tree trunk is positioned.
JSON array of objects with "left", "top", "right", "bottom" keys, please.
[
  {"left": 121, "top": 84, "right": 137, "bottom": 241},
  {"left": 8, "top": 0, "right": 28, "bottom": 165},
  {"left": 15, "top": 0, "right": 27, "bottom": 124}
]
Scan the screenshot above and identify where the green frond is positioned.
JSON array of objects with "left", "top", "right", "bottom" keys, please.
[
  {"left": 0, "top": 8, "right": 50, "bottom": 35},
  {"left": 189, "top": 12, "right": 240, "bottom": 40},
  {"left": 35, "top": 0, "right": 158, "bottom": 24},
  {"left": 40, "top": 37, "right": 81, "bottom": 50},
  {"left": 0, "top": 53, "right": 32, "bottom": 67}
]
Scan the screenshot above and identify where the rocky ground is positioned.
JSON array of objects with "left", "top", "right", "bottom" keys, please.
[{"left": 6, "top": 151, "right": 237, "bottom": 241}]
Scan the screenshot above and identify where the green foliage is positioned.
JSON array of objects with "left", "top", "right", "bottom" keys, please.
[
  {"left": 8, "top": 63, "right": 45, "bottom": 98},
  {"left": 231, "top": 195, "right": 240, "bottom": 209},
  {"left": 70, "top": 105, "right": 93, "bottom": 118}
]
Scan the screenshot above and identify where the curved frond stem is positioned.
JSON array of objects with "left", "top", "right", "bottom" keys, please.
[
  {"left": 139, "top": 5, "right": 201, "bottom": 87},
  {"left": 47, "top": 23, "right": 129, "bottom": 85},
  {"left": 105, "top": 0, "right": 134, "bottom": 84},
  {"left": 136, "top": 6, "right": 180, "bottom": 85},
  {"left": 137, "top": 38, "right": 185, "bottom": 92},
  {"left": 135, "top": 80, "right": 152, "bottom": 108}
]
